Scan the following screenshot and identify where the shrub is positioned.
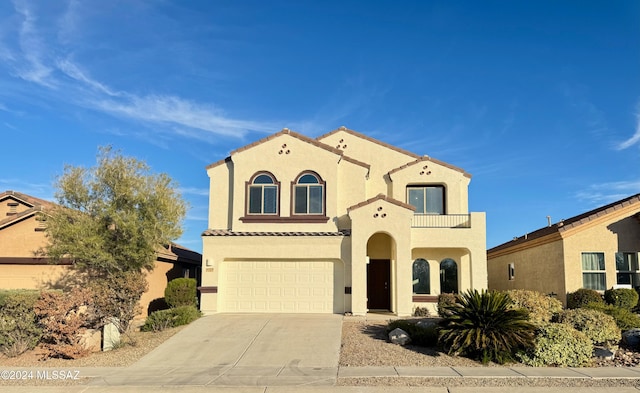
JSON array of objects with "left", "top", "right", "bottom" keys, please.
[
  {"left": 0, "top": 290, "right": 43, "bottom": 357},
  {"left": 439, "top": 289, "right": 536, "bottom": 364},
  {"left": 519, "top": 323, "right": 593, "bottom": 367},
  {"left": 89, "top": 271, "right": 149, "bottom": 334},
  {"left": 437, "top": 293, "right": 458, "bottom": 318},
  {"left": 34, "top": 288, "right": 97, "bottom": 359},
  {"left": 387, "top": 319, "right": 439, "bottom": 347},
  {"left": 556, "top": 308, "right": 620, "bottom": 346},
  {"left": 504, "top": 289, "right": 563, "bottom": 326},
  {"left": 412, "top": 306, "right": 431, "bottom": 317},
  {"left": 165, "top": 278, "right": 198, "bottom": 308},
  {"left": 604, "top": 288, "right": 639, "bottom": 310},
  {"left": 141, "top": 305, "right": 202, "bottom": 332},
  {"left": 586, "top": 303, "right": 640, "bottom": 331},
  {"left": 566, "top": 288, "right": 603, "bottom": 309}
]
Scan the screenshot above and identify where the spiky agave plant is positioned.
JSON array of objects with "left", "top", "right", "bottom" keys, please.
[{"left": 439, "top": 289, "right": 536, "bottom": 364}]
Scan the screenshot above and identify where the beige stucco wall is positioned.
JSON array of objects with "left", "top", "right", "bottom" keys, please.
[
  {"left": 0, "top": 217, "right": 47, "bottom": 257},
  {"left": 318, "top": 130, "right": 417, "bottom": 200},
  {"left": 487, "top": 236, "right": 566, "bottom": 302}
]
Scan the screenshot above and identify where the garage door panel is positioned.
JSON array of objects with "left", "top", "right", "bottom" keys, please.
[{"left": 220, "top": 260, "right": 335, "bottom": 313}]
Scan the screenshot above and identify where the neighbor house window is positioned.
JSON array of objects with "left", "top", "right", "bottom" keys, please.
[
  {"left": 412, "top": 258, "right": 430, "bottom": 294},
  {"left": 407, "top": 185, "right": 444, "bottom": 214},
  {"left": 247, "top": 172, "right": 278, "bottom": 215},
  {"left": 582, "top": 252, "right": 605, "bottom": 291},
  {"left": 616, "top": 252, "right": 639, "bottom": 287},
  {"left": 440, "top": 258, "right": 458, "bottom": 294},
  {"left": 293, "top": 172, "right": 324, "bottom": 215},
  {"left": 508, "top": 263, "right": 515, "bottom": 281}
]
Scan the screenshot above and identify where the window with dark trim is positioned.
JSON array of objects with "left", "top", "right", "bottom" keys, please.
[
  {"left": 616, "top": 252, "right": 639, "bottom": 287},
  {"left": 247, "top": 172, "right": 279, "bottom": 215},
  {"left": 407, "top": 185, "right": 445, "bottom": 214},
  {"left": 292, "top": 172, "right": 325, "bottom": 215}
]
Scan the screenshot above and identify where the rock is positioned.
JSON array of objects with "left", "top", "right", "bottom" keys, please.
[
  {"left": 79, "top": 328, "right": 102, "bottom": 352},
  {"left": 594, "top": 347, "right": 615, "bottom": 361},
  {"left": 103, "top": 318, "right": 121, "bottom": 351},
  {"left": 388, "top": 328, "right": 411, "bottom": 345},
  {"left": 622, "top": 329, "right": 640, "bottom": 349}
]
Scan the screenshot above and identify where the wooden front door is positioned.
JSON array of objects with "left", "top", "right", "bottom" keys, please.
[{"left": 367, "top": 259, "right": 391, "bottom": 310}]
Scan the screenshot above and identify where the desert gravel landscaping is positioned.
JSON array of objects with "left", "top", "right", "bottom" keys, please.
[{"left": 338, "top": 317, "right": 640, "bottom": 388}]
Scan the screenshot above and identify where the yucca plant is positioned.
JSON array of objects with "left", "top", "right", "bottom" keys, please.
[{"left": 439, "top": 289, "right": 536, "bottom": 364}]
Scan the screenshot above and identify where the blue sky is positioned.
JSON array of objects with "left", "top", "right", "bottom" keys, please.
[{"left": 1, "top": 0, "right": 639, "bottom": 252}]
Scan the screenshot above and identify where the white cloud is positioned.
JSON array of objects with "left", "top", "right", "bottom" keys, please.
[
  {"left": 1, "top": 0, "right": 276, "bottom": 143},
  {"left": 12, "top": 0, "right": 56, "bottom": 87},
  {"left": 616, "top": 109, "right": 640, "bottom": 150},
  {"left": 575, "top": 180, "right": 640, "bottom": 206}
]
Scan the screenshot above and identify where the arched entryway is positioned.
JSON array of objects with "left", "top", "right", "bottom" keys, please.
[{"left": 366, "top": 232, "right": 395, "bottom": 311}]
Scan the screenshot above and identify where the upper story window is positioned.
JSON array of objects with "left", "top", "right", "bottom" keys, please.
[
  {"left": 293, "top": 172, "right": 325, "bottom": 215},
  {"left": 407, "top": 185, "right": 444, "bottom": 214},
  {"left": 247, "top": 172, "right": 279, "bottom": 215}
]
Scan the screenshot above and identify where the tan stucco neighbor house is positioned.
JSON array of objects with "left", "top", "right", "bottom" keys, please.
[
  {"left": 0, "top": 190, "right": 201, "bottom": 317},
  {"left": 201, "top": 127, "right": 487, "bottom": 316},
  {"left": 487, "top": 193, "right": 640, "bottom": 305}
]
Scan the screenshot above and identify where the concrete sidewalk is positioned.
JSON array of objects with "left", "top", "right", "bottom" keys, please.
[{"left": 2, "top": 365, "right": 640, "bottom": 391}]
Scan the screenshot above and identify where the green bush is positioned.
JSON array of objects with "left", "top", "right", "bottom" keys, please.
[
  {"left": 0, "top": 290, "right": 43, "bottom": 357},
  {"left": 604, "top": 288, "right": 639, "bottom": 310},
  {"left": 566, "top": 288, "right": 604, "bottom": 309},
  {"left": 437, "top": 293, "right": 458, "bottom": 318},
  {"left": 586, "top": 303, "right": 640, "bottom": 331},
  {"left": 439, "top": 290, "right": 536, "bottom": 364},
  {"left": 164, "top": 278, "right": 198, "bottom": 308},
  {"left": 518, "top": 323, "right": 593, "bottom": 367},
  {"left": 387, "top": 319, "right": 439, "bottom": 347},
  {"left": 141, "top": 305, "right": 202, "bottom": 332},
  {"left": 504, "top": 289, "right": 563, "bottom": 326},
  {"left": 556, "top": 308, "right": 620, "bottom": 346}
]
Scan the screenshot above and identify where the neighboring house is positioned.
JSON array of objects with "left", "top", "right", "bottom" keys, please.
[
  {"left": 487, "top": 193, "right": 640, "bottom": 305},
  {"left": 201, "top": 127, "right": 487, "bottom": 316},
  {"left": 0, "top": 190, "right": 201, "bottom": 317}
]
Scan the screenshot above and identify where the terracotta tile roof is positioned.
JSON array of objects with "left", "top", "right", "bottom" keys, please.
[
  {"left": 387, "top": 156, "right": 471, "bottom": 179},
  {"left": 347, "top": 193, "right": 416, "bottom": 212},
  {"left": 205, "top": 128, "right": 370, "bottom": 170},
  {"left": 202, "top": 229, "right": 351, "bottom": 236},
  {"left": 317, "top": 126, "right": 421, "bottom": 160},
  {"left": 488, "top": 193, "right": 640, "bottom": 255}
]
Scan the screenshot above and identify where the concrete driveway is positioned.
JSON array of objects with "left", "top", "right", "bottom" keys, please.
[{"left": 90, "top": 313, "right": 343, "bottom": 387}]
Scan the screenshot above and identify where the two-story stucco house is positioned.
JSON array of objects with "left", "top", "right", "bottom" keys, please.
[{"left": 201, "top": 127, "right": 487, "bottom": 316}]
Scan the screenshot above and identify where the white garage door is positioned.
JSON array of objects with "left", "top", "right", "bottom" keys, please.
[{"left": 219, "top": 260, "right": 335, "bottom": 313}]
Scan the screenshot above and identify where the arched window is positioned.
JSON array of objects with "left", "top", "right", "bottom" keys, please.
[
  {"left": 293, "top": 172, "right": 324, "bottom": 215},
  {"left": 412, "top": 258, "right": 430, "bottom": 294},
  {"left": 247, "top": 172, "right": 278, "bottom": 215},
  {"left": 440, "top": 258, "right": 458, "bottom": 294}
]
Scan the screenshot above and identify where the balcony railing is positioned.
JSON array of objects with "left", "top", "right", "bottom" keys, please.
[{"left": 412, "top": 214, "right": 471, "bottom": 228}]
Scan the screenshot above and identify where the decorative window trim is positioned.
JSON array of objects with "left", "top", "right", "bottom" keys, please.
[
  {"left": 244, "top": 171, "right": 280, "bottom": 217},
  {"left": 290, "top": 171, "right": 328, "bottom": 218}
]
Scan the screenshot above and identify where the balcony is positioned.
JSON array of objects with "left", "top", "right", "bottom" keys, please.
[{"left": 411, "top": 214, "right": 471, "bottom": 228}]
